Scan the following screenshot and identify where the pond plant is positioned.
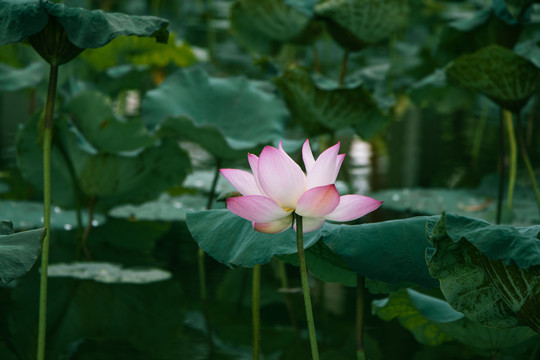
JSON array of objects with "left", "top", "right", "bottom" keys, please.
[{"left": 0, "top": 0, "right": 540, "bottom": 359}]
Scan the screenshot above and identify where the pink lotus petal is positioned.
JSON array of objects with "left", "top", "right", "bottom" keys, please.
[
  {"left": 220, "top": 169, "right": 262, "bottom": 196},
  {"left": 306, "top": 142, "right": 341, "bottom": 189},
  {"left": 324, "top": 195, "right": 383, "bottom": 222},
  {"left": 258, "top": 146, "right": 306, "bottom": 209},
  {"left": 253, "top": 215, "right": 293, "bottom": 234},
  {"left": 296, "top": 184, "right": 340, "bottom": 218},
  {"left": 248, "top": 153, "right": 264, "bottom": 194},
  {"left": 302, "top": 139, "right": 315, "bottom": 173},
  {"left": 294, "top": 216, "right": 325, "bottom": 233},
  {"left": 227, "top": 195, "right": 292, "bottom": 223}
]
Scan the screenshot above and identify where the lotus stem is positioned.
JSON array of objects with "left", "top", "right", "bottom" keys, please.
[
  {"left": 295, "top": 213, "right": 319, "bottom": 360},
  {"left": 252, "top": 263, "right": 261, "bottom": 360},
  {"left": 37, "top": 63, "right": 59, "bottom": 360},
  {"left": 514, "top": 112, "right": 540, "bottom": 216},
  {"left": 496, "top": 109, "right": 505, "bottom": 224},
  {"left": 356, "top": 275, "right": 366, "bottom": 360},
  {"left": 199, "top": 159, "right": 221, "bottom": 353},
  {"left": 503, "top": 110, "right": 517, "bottom": 208},
  {"left": 339, "top": 50, "right": 349, "bottom": 87},
  {"left": 277, "top": 259, "right": 299, "bottom": 335},
  {"left": 80, "top": 196, "right": 96, "bottom": 260}
]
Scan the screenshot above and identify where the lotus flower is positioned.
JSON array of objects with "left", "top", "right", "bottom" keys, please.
[{"left": 220, "top": 140, "right": 383, "bottom": 233}]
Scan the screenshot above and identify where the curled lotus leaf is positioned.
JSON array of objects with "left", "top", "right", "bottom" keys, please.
[
  {"left": 230, "top": 0, "right": 320, "bottom": 54},
  {"left": 426, "top": 213, "right": 540, "bottom": 332},
  {"left": 275, "top": 66, "right": 387, "bottom": 137},
  {"left": 0, "top": 1, "right": 169, "bottom": 48},
  {"left": 314, "top": 0, "right": 409, "bottom": 50},
  {"left": 446, "top": 44, "right": 540, "bottom": 112}
]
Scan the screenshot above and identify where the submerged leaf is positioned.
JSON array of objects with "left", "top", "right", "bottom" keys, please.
[
  {"left": 47, "top": 262, "right": 171, "bottom": 284},
  {"left": 426, "top": 213, "right": 540, "bottom": 332}
]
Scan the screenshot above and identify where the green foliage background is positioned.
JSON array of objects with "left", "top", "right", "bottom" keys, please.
[{"left": 1, "top": 0, "right": 540, "bottom": 359}]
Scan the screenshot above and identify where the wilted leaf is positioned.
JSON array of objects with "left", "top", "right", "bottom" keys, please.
[{"left": 426, "top": 213, "right": 540, "bottom": 332}]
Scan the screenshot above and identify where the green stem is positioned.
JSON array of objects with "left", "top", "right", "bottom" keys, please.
[
  {"left": 252, "top": 264, "right": 261, "bottom": 360},
  {"left": 471, "top": 104, "right": 488, "bottom": 169},
  {"left": 37, "top": 63, "right": 59, "bottom": 360},
  {"left": 339, "top": 50, "right": 349, "bottom": 87},
  {"left": 514, "top": 112, "right": 540, "bottom": 216},
  {"left": 199, "top": 159, "right": 221, "bottom": 353},
  {"left": 356, "top": 275, "right": 366, "bottom": 360},
  {"left": 496, "top": 109, "right": 505, "bottom": 224},
  {"left": 80, "top": 196, "right": 96, "bottom": 260},
  {"left": 295, "top": 214, "right": 319, "bottom": 360},
  {"left": 503, "top": 110, "right": 517, "bottom": 209},
  {"left": 277, "top": 259, "right": 300, "bottom": 335}
]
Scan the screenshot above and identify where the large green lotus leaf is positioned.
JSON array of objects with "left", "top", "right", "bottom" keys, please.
[
  {"left": 0, "top": 200, "right": 106, "bottom": 230},
  {"left": 142, "top": 68, "right": 287, "bottom": 157},
  {"left": 321, "top": 217, "right": 440, "bottom": 288},
  {"left": 0, "top": 62, "right": 47, "bottom": 91},
  {"left": 0, "top": 220, "right": 43, "bottom": 284},
  {"left": 0, "top": 1, "right": 168, "bottom": 47},
  {"left": 0, "top": 1, "right": 48, "bottom": 45},
  {"left": 81, "top": 33, "right": 196, "bottom": 71},
  {"left": 314, "top": 0, "right": 409, "bottom": 50},
  {"left": 63, "top": 91, "right": 156, "bottom": 153},
  {"left": 186, "top": 209, "right": 321, "bottom": 267},
  {"left": 446, "top": 44, "right": 540, "bottom": 112},
  {"left": 275, "top": 66, "right": 387, "bottom": 137},
  {"left": 373, "top": 288, "right": 539, "bottom": 354},
  {"left": 426, "top": 213, "right": 540, "bottom": 332},
  {"left": 282, "top": 238, "right": 359, "bottom": 286}
]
